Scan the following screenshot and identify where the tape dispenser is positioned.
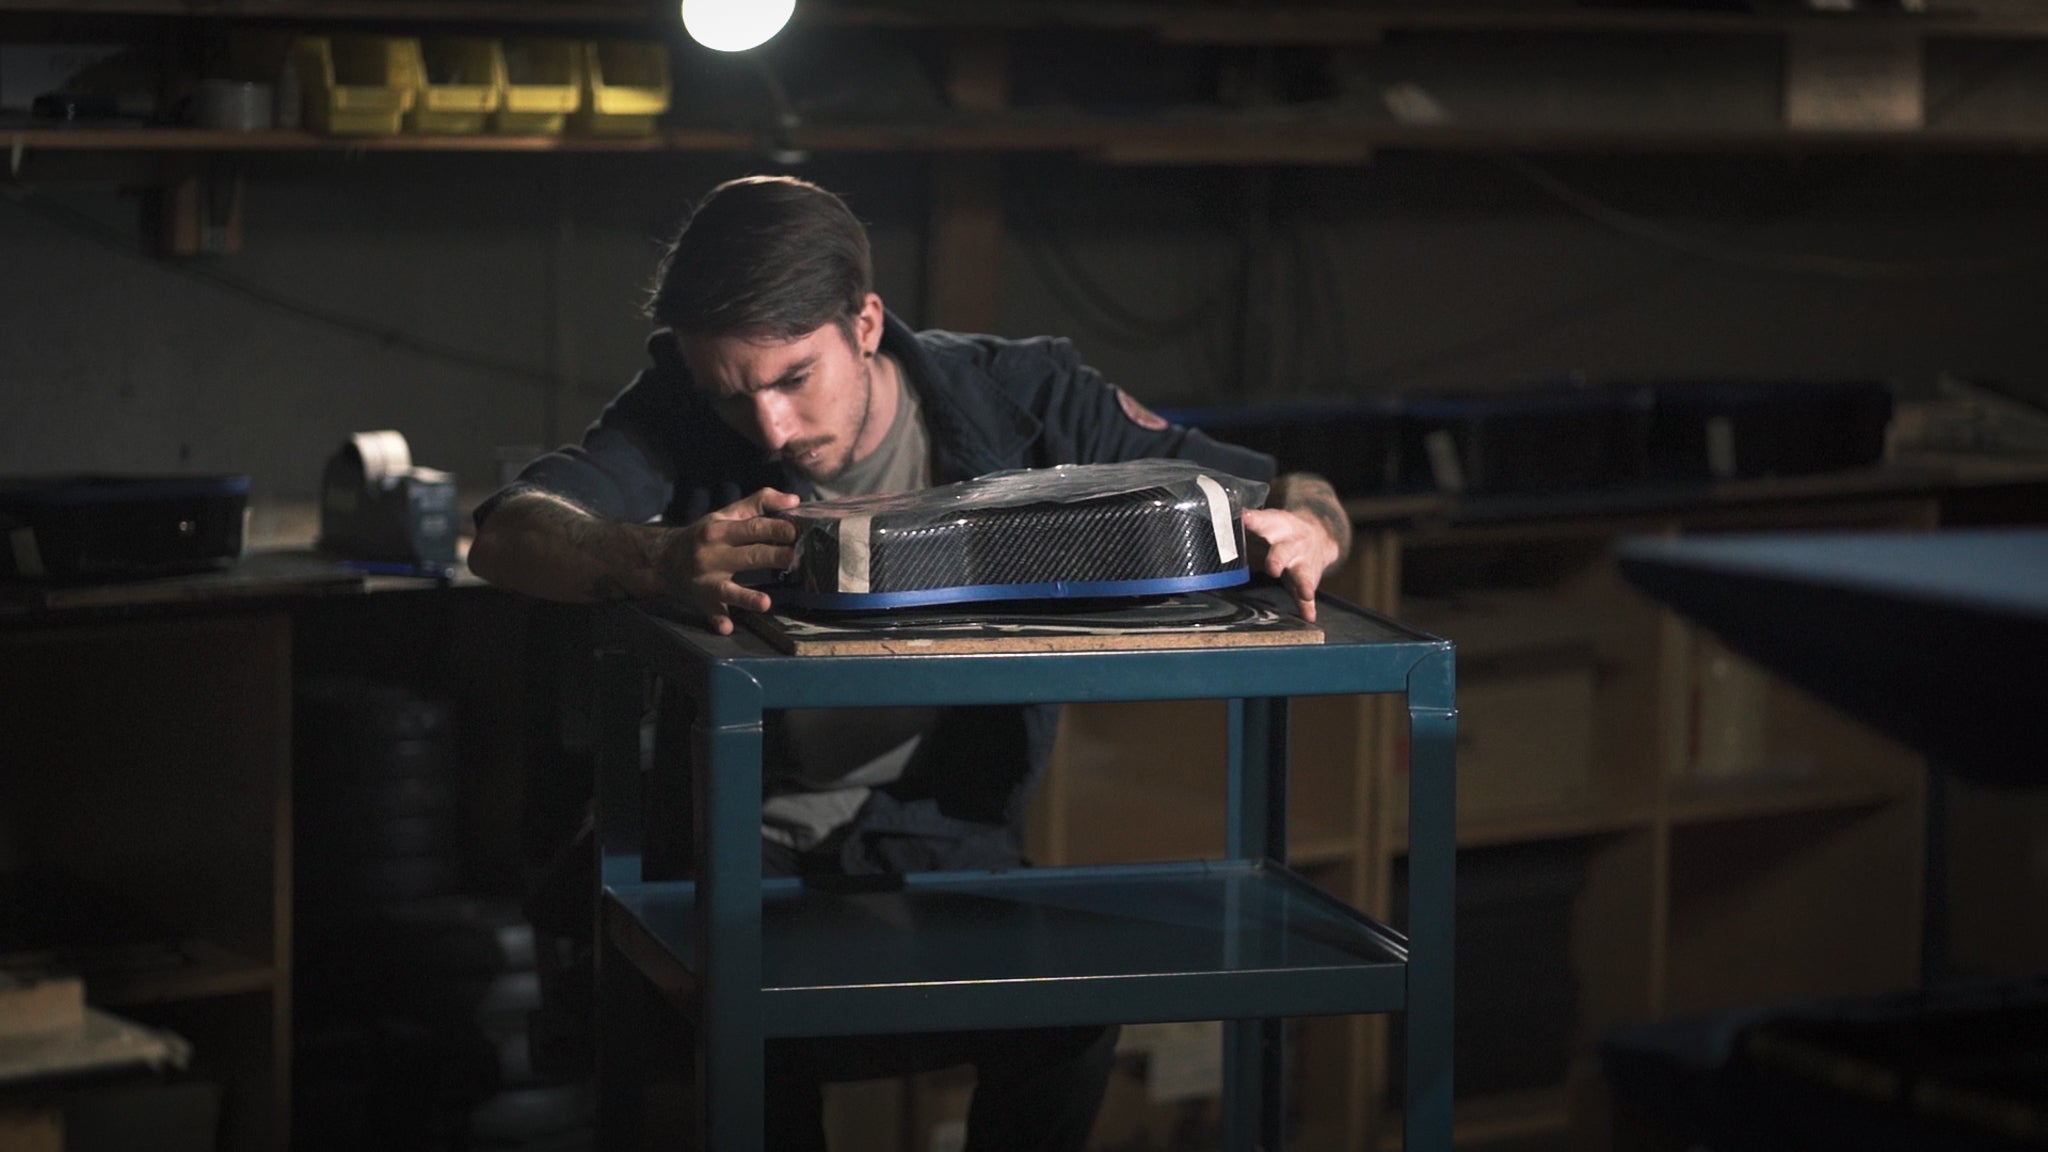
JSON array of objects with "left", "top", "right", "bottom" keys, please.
[{"left": 318, "top": 431, "right": 458, "bottom": 571}]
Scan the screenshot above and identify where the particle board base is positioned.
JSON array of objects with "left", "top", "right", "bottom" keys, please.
[{"left": 740, "top": 586, "right": 1323, "bottom": 656}]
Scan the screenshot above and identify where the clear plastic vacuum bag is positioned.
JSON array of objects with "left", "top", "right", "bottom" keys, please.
[{"left": 774, "top": 460, "right": 1269, "bottom": 610}]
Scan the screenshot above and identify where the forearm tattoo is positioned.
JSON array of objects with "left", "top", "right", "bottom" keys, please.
[
  {"left": 504, "top": 490, "right": 660, "bottom": 603},
  {"left": 1277, "top": 474, "right": 1352, "bottom": 567}
]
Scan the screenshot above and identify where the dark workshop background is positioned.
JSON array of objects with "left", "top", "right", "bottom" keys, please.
[
  {"left": 3, "top": 4, "right": 2047, "bottom": 1152},
  {"left": 8, "top": 151, "right": 2048, "bottom": 509}
]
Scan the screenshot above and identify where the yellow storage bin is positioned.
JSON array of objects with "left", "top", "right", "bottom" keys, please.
[
  {"left": 574, "top": 40, "right": 671, "bottom": 136},
  {"left": 494, "top": 39, "right": 581, "bottom": 134},
  {"left": 296, "top": 35, "right": 416, "bottom": 135},
  {"left": 407, "top": 38, "right": 502, "bottom": 134}
]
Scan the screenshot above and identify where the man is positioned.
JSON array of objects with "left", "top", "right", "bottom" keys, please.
[{"left": 468, "top": 175, "right": 1350, "bottom": 1151}]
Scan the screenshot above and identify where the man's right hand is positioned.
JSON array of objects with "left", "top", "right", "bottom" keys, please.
[{"left": 660, "top": 487, "right": 802, "bottom": 634}]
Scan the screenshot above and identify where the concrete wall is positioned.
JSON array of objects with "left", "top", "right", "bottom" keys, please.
[
  {"left": 5, "top": 147, "right": 2047, "bottom": 524},
  {"left": 0, "top": 151, "right": 928, "bottom": 527},
  {"left": 997, "top": 152, "right": 2048, "bottom": 407}
]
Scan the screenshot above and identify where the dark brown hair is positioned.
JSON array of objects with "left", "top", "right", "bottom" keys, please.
[{"left": 645, "top": 175, "right": 873, "bottom": 339}]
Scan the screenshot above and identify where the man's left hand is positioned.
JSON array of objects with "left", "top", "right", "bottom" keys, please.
[{"left": 1241, "top": 473, "right": 1352, "bottom": 622}]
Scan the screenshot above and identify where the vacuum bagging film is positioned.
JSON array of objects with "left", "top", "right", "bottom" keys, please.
[{"left": 775, "top": 460, "right": 1268, "bottom": 610}]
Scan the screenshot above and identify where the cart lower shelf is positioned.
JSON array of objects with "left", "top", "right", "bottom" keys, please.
[{"left": 605, "top": 860, "right": 1411, "bottom": 1037}]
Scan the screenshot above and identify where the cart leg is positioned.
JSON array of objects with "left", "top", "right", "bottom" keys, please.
[
  {"left": 1224, "top": 696, "right": 1290, "bottom": 1150},
  {"left": 694, "top": 665, "right": 767, "bottom": 1149},
  {"left": 1405, "top": 649, "right": 1456, "bottom": 1152}
]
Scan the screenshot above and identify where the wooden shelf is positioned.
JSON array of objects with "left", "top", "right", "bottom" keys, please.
[
  {"left": 13, "top": 118, "right": 2048, "bottom": 161},
  {"left": 1347, "top": 462, "right": 2048, "bottom": 534},
  {"left": 1, "top": 126, "right": 752, "bottom": 152},
  {"left": 0, "top": 0, "right": 659, "bottom": 22},
  {"left": 1290, "top": 835, "right": 1355, "bottom": 868},
  {"left": 87, "top": 945, "right": 278, "bottom": 1008},
  {"left": 3, "top": 0, "right": 2045, "bottom": 40},
  {"left": 1666, "top": 777, "right": 1910, "bottom": 826},
  {"left": 1390, "top": 800, "right": 1651, "bottom": 854},
  {"left": 812, "top": 3, "right": 2048, "bottom": 44}
]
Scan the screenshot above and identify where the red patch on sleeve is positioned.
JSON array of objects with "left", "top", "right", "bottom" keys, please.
[{"left": 1116, "top": 387, "right": 1170, "bottom": 431}]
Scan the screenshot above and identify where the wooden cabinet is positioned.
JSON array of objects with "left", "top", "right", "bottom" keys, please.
[
  {"left": 0, "top": 571, "right": 521, "bottom": 1152},
  {"left": 1016, "top": 483, "right": 1946, "bottom": 1151},
  {"left": 1, "top": 612, "right": 293, "bottom": 1152}
]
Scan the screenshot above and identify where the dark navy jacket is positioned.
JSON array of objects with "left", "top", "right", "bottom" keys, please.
[{"left": 479, "top": 312, "right": 1275, "bottom": 873}]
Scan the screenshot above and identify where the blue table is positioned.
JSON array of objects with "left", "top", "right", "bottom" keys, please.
[
  {"left": 590, "top": 590, "right": 1457, "bottom": 1150},
  {"left": 1615, "top": 527, "right": 2048, "bottom": 981},
  {"left": 1615, "top": 528, "right": 2048, "bottom": 782}
]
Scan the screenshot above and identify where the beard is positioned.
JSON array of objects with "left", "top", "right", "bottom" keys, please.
[{"left": 775, "top": 355, "right": 875, "bottom": 484}]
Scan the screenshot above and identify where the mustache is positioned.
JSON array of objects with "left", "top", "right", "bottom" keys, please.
[{"left": 766, "top": 437, "right": 833, "bottom": 465}]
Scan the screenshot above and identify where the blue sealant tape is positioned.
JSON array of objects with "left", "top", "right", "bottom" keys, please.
[{"left": 772, "top": 568, "right": 1249, "bottom": 612}]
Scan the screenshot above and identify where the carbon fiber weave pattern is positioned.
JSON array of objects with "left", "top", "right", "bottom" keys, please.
[{"left": 792, "top": 486, "right": 1240, "bottom": 594}]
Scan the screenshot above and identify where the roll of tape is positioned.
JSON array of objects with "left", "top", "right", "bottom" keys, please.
[{"left": 353, "top": 431, "right": 412, "bottom": 485}]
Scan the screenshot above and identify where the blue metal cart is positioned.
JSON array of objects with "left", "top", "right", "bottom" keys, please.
[{"left": 591, "top": 592, "right": 1457, "bottom": 1150}]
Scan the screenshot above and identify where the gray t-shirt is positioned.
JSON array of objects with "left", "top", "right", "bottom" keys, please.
[
  {"left": 811, "top": 365, "right": 930, "bottom": 502},
  {"left": 761, "top": 366, "right": 937, "bottom": 852}
]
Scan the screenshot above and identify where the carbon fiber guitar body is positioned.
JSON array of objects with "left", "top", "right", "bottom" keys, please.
[{"left": 775, "top": 462, "right": 1262, "bottom": 611}]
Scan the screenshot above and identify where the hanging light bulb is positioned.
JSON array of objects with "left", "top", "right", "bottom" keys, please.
[{"left": 681, "top": 0, "right": 795, "bottom": 53}]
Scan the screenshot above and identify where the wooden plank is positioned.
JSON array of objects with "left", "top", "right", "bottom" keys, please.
[
  {"left": 807, "top": 2, "right": 2048, "bottom": 42},
  {"left": 7, "top": 0, "right": 2047, "bottom": 39},
  {"left": 925, "top": 156, "right": 1003, "bottom": 332},
  {"left": 0, "top": 1108, "right": 60, "bottom": 1152},
  {"left": 0, "top": 558, "right": 360, "bottom": 614},
  {"left": 85, "top": 944, "right": 277, "bottom": 1008},
  {"left": 1385, "top": 802, "right": 1655, "bottom": 854},
  {"left": 154, "top": 157, "right": 242, "bottom": 256},
  {"left": 0, "top": 1007, "right": 187, "bottom": 1085},
  {"left": 0, "top": 976, "right": 84, "bottom": 1038},
  {"left": 0, "top": 0, "right": 656, "bottom": 21},
  {"left": 1667, "top": 779, "right": 1909, "bottom": 826},
  {"left": 4, "top": 127, "right": 753, "bottom": 152},
  {"left": 924, "top": 32, "right": 1006, "bottom": 333}
]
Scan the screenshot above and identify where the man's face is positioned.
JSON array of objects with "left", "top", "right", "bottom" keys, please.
[{"left": 680, "top": 294, "right": 884, "bottom": 484}]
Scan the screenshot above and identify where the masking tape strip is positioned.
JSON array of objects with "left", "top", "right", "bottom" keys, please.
[
  {"left": 10, "top": 527, "right": 45, "bottom": 578},
  {"left": 838, "top": 515, "right": 873, "bottom": 594},
  {"left": 1706, "top": 416, "right": 1738, "bottom": 479},
  {"left": 1194, "top": 474, "right": 1237, "bottom": 564},
  {"left": 1424, "top": 429, "right": 1465, "bottom": 494}
]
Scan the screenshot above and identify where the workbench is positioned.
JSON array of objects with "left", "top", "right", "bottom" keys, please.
[{"left": 1615, "top": 526, "right": 2048, "bottom": 983}]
